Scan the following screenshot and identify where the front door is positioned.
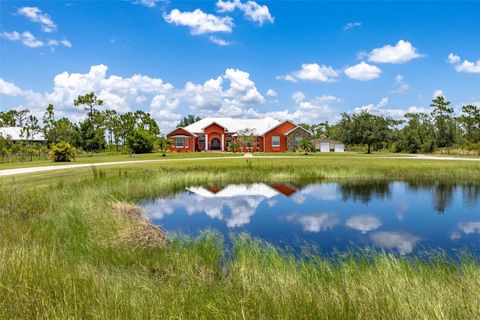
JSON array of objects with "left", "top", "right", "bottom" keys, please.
[{"left": 210, "top": 137, "right": 221, "bottom": 150}]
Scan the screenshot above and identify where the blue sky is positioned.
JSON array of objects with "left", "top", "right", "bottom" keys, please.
[{"left": 1, "top": 0, "right": 479, "bottom": 131}]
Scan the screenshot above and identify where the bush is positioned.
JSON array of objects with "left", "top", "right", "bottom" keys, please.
[
  {"left": 48, "top": 141, "right": 76, "bottom": 162},
  {"left": 228, "top": 142, "right": 240, "bottom": 153},
  {"left": 127, "top": 130, "right": 157, "bottom": 154},
  {"left": 298, "top": 140, "right": 316, "bottom": 155}
]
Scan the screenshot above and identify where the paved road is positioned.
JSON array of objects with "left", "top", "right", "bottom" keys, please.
[{"left": 0, "top": 154, "right": 479, "bottom": 177}]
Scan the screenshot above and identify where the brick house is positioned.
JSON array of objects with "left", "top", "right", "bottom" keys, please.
[{"left": 166, "top": 117, "right": 312, "bottom": 152}]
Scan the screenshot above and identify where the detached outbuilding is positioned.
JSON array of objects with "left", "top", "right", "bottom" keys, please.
[{"left": 312, "top": 138, "right": 345, "bottom": 152}]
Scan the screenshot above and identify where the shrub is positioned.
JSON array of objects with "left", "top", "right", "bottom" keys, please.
[
  {"left": 48, "top": 141, "right": 76, "bottom": 162},
  {"left": 127, "top": 130, "right": 157, "bottom": 154},
  {"left": 298, "top": 140, "right": 316, "bottom": 155},
  {"left": 228, "top": 142, "right": 240, "bottom": 153}
]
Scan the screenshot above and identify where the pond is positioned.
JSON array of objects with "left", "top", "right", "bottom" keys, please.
[{"left": 140, "top": 181, "right": 480, "bottom": 256}]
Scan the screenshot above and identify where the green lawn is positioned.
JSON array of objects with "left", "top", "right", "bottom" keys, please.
[
  {"left": 1, "top": 157, "right": 480, "bottom": 319},
  {"left": 0, "top": 151, "right": 245, "bottom": 170},
  {"left": 0, "top": 151, "right": 417, "bottom": 171}
]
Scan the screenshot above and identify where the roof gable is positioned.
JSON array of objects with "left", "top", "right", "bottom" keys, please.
[
  {"left": 183, "top": 117, "right": 282, "bottom": 135},
  {"left": 284, "top": 126, "right": 312, "bottom": 136},
  {"left": 166, "top": 127, "right": 196, "bottom": 137},
  {"left": 261, "top": 120, "right": 297, "bottom": 136}
]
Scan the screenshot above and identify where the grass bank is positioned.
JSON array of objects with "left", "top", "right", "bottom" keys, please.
[{"left": 1, "top": 157, "right": 480, "bottom": 319}]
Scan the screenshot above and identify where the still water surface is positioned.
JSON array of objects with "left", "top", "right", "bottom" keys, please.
[{"left": 140, "top": 181, "right": 480, "bottom": 256}]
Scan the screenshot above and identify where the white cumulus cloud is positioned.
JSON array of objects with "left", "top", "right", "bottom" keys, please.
[
  {"left": 344, "top": 61, "right": 381, "bottom": 81},
  {"left": 1, "top": 31, "right": 71, "bottom": 49},
  {"left": 17, "top": 7, "right": 57, "bottom": 33},
  {"left": 216, "top": 0, "right": 274, "bottom": 25},
  {"left": 0, "top": 79, "right": 26, "bottom": 96},
  {"left": 433, "top": 89, "right": 444, "bottom": 98},
  {"left": 209, "top": 35, "right": 231, "bottom": 46},
  {"left": 133, "top": 0, "right": 161, "bottom": 8},
  {"left": 164, "top": 8, "right": 234, "bottom": 35},
  {"left": 1, "top": 65, "right": 340, "bottom": 132},
  {"left": 353, "top": 97, "right": 429, "bottom": 119},
  {"left": 1, "top": 31, "right": 43, "bottom": 48},
  {"left": 390, "top": 74, "right": 409, "bottom": 93},
  {"left": 266, "top": 89, "right": 277, "bottom": 97},
  {"left": 278, "top": 63, "right": 339, "bottom": 83},
  {"left": 343, "top": 22, "right": 362, "bottom": 30},
  {"left": 367, "top": 40, "right": 424, "bottom": 64},
  {"left": 447, "top": 53, "right": 461, "bottom": 64},
  {"left": 265, "top": 92, "right": 339, "bottom": 124},
  {"left": 447, "top": 53, "right": 480, "bottom": 74}
]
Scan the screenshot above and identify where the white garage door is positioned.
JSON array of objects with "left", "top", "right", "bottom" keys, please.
[
  {"left": 334, "top": 144, "right": 345, "bottom": 152},
  {"left": 320, "top": 142, "right": 330, "bottom": 152}
]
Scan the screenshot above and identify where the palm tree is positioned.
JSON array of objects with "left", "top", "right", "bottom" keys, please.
[
  {"left": 157, "top": 137, "right": 173, "bottom": 157},
  {"left": 298, "top": 140, "right": 316, "bottom": 155}
]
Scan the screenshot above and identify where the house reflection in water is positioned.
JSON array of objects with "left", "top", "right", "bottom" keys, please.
[
  {"left": 144, "top": 183, "right": 300, "bottom": 228},
  {"left": 187, "top": 183, "right": 299, "bottom": 198},
  {"left": 141, "top": 181, "right": 480, "bottom": 257}
]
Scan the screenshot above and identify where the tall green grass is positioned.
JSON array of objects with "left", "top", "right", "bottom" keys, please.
[{"left": 1, "top": 158, "right": 480, "bottom": 319}]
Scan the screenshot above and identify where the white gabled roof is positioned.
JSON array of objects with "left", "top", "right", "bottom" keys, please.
[
  {"left": 183, "top": 117, "right": 281, "bottom": 135},
  {"left": 0, "top": 127, "right": 45, "bottom": 141}
]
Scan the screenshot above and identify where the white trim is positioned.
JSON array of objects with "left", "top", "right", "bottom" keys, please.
[
  {"left": 174, "top": 137, "right": 187, "bottom": 148},
  {"left": 271, "top": 135, "right": 281, "bottom": 147},
  {"left": 221, "top": 133, "right": 225, "bottom": 151},
  {"left": 201, "top": 121, "right": 228, "bottom": 131},
  {"left": 205, "top": 134, "right": 209, "bottom": 151},
  {"left": 261, "top": 120, "right": 296, "bottom": 136},
  {"left": 166, "top": 127, "right": 197, "bottom": 137},
  {"left": 284, "top": 126, "right": 312, "bottom": 136}
]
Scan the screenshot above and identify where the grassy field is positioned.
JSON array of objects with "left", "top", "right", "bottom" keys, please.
[
  {"left": 1, "top": 156, "right": 480, "bottom": 319},
  {"left": 0, "top": 151, "right": 245, "bottom": 170},
  {"left": 0, "top": 150, "right": 419, "bottom": 171}
]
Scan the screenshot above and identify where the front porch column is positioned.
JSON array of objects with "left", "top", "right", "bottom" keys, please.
[
  {"left": 221, "top": 134, "right": 225, "bottom": 151},
  {"left": 205, "top": 134, "right": 209, "bottom": 151}
]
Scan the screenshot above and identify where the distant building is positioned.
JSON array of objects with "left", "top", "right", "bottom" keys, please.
[
  {"left": 166, "top": 117, "right": 311, "bottom": 152},
  {"left": 312, "top": 138, "right": 345, "bottom": 152},
  {"left": 0, "top": 127, "right": 45, "bottom": 142}
]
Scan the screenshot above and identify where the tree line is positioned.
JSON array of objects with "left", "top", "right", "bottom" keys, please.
[
  {"left": 1, "top": 92, "right": 180, "bottom": 162},
  {"left": 1, "top": 93, "right": 480, "bottom": 162},
  {"left": 300, "top": 96, "right": 480, "bottom": 154}
]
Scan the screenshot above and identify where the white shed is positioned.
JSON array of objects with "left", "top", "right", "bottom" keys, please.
[
  {"left": 313, "top": 138, "right": 345, "bottom": 152},
  {"left": 334, "top": 144, "right": 345, "bottom": 152}
]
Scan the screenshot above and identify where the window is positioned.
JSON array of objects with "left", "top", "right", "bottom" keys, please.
[
  {"left": 295, "top": 136, "right": 304, "bottom": 146},
  {"left": 272, "top": 136, "right": 280, "bottom": 147},
  {"left": 175, "top": 137, "right": 185, "bottom": 148},
  {"left": 199, "top": 135, "right": 205, "bottom": 143},
  {"left": 226, "top": 135, "right": 233, "bottom": 143}
]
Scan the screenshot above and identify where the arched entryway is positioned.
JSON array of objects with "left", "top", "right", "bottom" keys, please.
[{"left": 210, "top": 137, "right": 221, "bottom": 150}]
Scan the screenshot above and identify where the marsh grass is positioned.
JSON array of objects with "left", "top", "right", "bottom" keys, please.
[{"left": 1, "top": 157, "right": 480, "bottom": 318}]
